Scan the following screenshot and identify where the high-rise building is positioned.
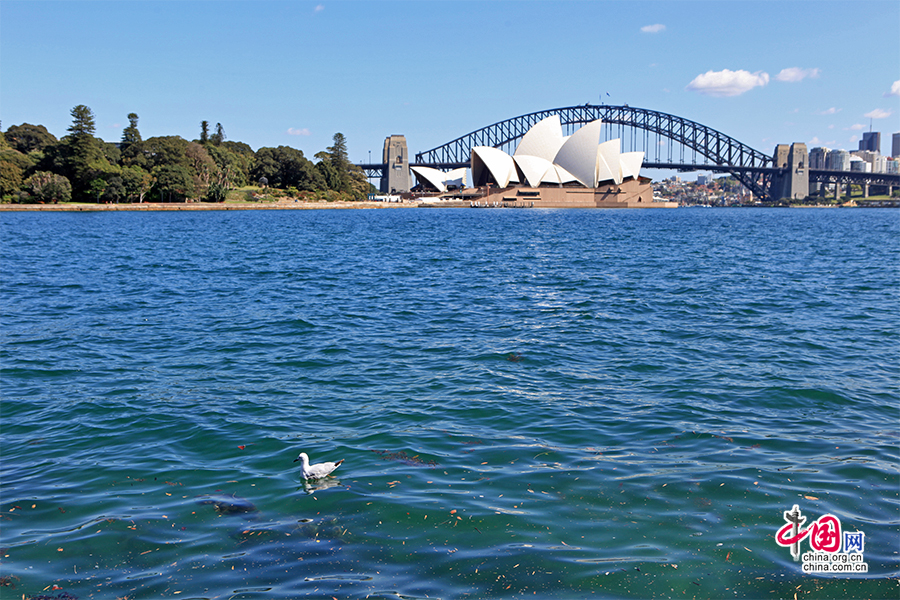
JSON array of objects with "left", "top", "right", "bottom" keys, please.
[
  {"left": 892, "top": 133, "right": 900, "bottom": 158},
  {"left": 859, "top": 131, "right": 881, "bottom": 152},
  {"left": 827, "top": 149, "right": 850, "bottom": 171},
  {"left": 809, "top": 147, "right": 830, "bottom": 169}
]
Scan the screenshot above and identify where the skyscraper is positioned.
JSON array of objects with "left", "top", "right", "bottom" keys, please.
[
  {"left": 892, "top": 133, "right": 900, "bottom": 158},
  {"left": 859, "top": 131, "right": 881, "bottom": 153}
]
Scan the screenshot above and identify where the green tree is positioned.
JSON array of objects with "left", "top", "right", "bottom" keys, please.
[
  {"left": 24, "top": 171, "right": 72, "bottom": 203},
  {"left": 315, "top": 132, "right": 352, "bottom": 193},
  {"left": 122, "top": 136, "right": 190, "bottom": 171},
  {"left": 120, "top": 166, "right": 153, "bottom": 203},
  {"left": 200, "top": 121, "right": 209, "bottom": 144},
  {"left": 44, "top": 105, "right": 114, "bottom": 201},
  {"left": 5, "top": 123, "right": 58, "bottom": 154},
  {"left": 101, "top": 176, "right": 125, "bottom": 203},
  {"left": 186, "top": 142, "right": 218, "bottom": 196},
  {"left": 253, "top": 146, "right": 323, "bottom": 191},
  {"left": 206, "top": 181, "right": 227, "bottom": 202},
  {"left": 89, "top": 178, "right": 108, "bottom": 202},
  {"left": 121, "top": 113, "right": 142, "bottom": 149},
  {"left": 153, "top": 165, "right": 195, "bottom": 202},
  {"left": 327, "top": 133, "right": 349, "bottom": 171},
  {"left": 68, "top": 105, "right": 96, "bottom": 137},
  {"left": 210, "top": 123, "right": 225, "bottom": 146},
  {"left": 0, "top": 159, "right": 24, "bottom": 199},
  {"left": 207, "top": 144, "right": 250, "bottom": 188},
  {"left": 315, "top": 152, "right": 341, "bottom": 190},
  {"left": 221, "top": 140, "right": 253, "bottom": 155}
]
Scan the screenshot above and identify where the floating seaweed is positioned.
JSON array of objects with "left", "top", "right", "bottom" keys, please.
[
  {"left": 26, "top": 592, "right": 77, "bottom": 600},
  {"left": 196, "top": 494, "right": 259, "bottom": 519},
  {"left": 370, "top": 450, "right": 438, "bottom": 467},
  {"left": 507, "top": 353, "right": 523, "bottom": 362}
]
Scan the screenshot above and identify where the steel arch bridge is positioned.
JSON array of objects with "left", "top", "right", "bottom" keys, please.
[{"left": 412, "top": 104, "right": 776, "bottom": 198}]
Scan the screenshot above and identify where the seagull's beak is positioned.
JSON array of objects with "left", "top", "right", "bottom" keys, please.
[{"left": 293, "top": 457, "right": 299, "bottom": 462}]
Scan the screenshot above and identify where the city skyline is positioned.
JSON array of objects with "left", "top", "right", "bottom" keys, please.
[{"left": 2, "top": 0, "right": 898, "bottom": 166}]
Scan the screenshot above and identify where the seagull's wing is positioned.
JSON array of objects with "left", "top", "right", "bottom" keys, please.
[{"left": 308, "top": 459, "right": 343, "bottom": 479}]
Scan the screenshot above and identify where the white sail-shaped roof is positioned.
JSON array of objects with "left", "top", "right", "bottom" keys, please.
[
  {"left": 466, "top": 115, "right": 640, "bottom": 191},
  {"left": 514, "top": 115, "right": 565, "bottom": 161},
  {"left": 472, "top": 146, "right": 516, "bottom": 187},
  {"left": 411, "top": 166, "right": 450, "bottom": 192},
  {"left": 443, "top": 167, "right": 467, "bottom": 188},
  {"left": 597, "top": 139, "right": 622, "bottom": 185},
  {"left": 553, "top": 119, "right": 602, "bottom": 187},
  {"left": 550, "top": 164, "right": 579, "bottom": 184},
  {"left": 411, "top": 166, "right": 469, "bottom": 192},
  {"left": 620, "top": 151, "right": 644, "bottom": 180},
  {"left": 513, "top": 155, "right": 555, "bottom": 188}
]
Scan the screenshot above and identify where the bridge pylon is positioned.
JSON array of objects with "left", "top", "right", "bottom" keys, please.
[
  {"left": 380, "top": 135, "right": 411, "bottom": 193},
  {"left": 770, "top": 143, "right": 809, "bottom": 201}
]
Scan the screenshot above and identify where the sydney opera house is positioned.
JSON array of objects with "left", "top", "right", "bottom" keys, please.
[{"left": 411, "top": 115, "right": 670, "bottom": 208}]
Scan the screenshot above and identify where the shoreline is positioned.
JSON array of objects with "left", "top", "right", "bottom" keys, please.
[{"left": 0, "top": 200, "right": 419, "bottom": 212}]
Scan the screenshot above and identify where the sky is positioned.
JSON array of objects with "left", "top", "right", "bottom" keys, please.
[{"left": 2, "top": 0, "right": 899, "bottom": 177}]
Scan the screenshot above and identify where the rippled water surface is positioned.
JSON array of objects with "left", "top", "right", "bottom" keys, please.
[{"left": 1, "top": 208, "right": 898, "bottom": 599}]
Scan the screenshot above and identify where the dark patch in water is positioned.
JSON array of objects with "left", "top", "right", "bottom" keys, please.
[
  {"left": 197, "top": 494, "right": 259, "bottom": 519},
  {"left": 371, "top": 449, "right": 438, "bottom": 467}
]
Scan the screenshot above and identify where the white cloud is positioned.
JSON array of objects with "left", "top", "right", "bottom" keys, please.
[
  {"left": 686, "top": 69, "right": 769, "bottom": 97},
  {"left": 847, "top": 124, "right": 865, "bottom": 131},
  {"left": 885, "top": 80, "right": 900, "bottom": 97},
  {"left": 641, "top": 24, "right": 665, "bottom": 33},
  {"left": 775, "top": 67, "right": 820, "bottom": 82},
  {"left": 287, "top": 128, "right": 311, "bottom": 136},
  {"left": 314, "top": 4, "right": 324, "bottom": 13},
  {"left": 817, "top": 107, "right": 840, "bottom": 115},
  {"left": 864, "top": 108, "right": 893, "bottom": 119},
  {"left": 808, "top": 136, "right": 835, "bottom": 146}
]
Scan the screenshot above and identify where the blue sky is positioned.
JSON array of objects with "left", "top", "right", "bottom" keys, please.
[{"left": 2, "top": 0, "right": 899, "bottom": 171}]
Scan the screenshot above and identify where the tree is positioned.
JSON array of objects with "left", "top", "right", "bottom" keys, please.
[
  {"left": 5, "top": 123, "right": 58, "bottom": 154},
  {"left": 0, "top": 160, "right": 24, "bottom": 199},
  {"left": 45, "top": 105, "right": 113, "bottom": 201},
  {"left": 200, "top": 121, "right": 209, "bottom": 144},
  {"left": 327, "top": 133, "right": 349, "bottom": 172},
  {"left": 24, "top": 172, "right": 72, "bottom": 203},
  {"left": 210, "top": 123, "right": 225, "bottom": 146},
  {"left": 206, "top": 181, "right": 227, "bottom": 202},
  {"left": 207, "top": 144, "right": 250, "bottom": 188},
  {"left": 123, "top": 136, "right": 190, "bottom": 171},
  {"left": 153, "top": 165, "right": 195, "bottom": 202},
  {"left": 185, "top": 142, "right": 218, "bottom": 195},
  {"left": 100, "top": 176, "right": 125, "bottom": 204},
  {"left": 316, "top": 132, "right": 352, "bottom": 193},
  {"left": 120, "top": 166, "right": 152, "bottom": 203},
  {"left": 315, "top": 152, "right": 342, "bottom": 190},
  {"left": 252, "top": 146, "right": 323, "bottom": 191},
  {"left": 89, "top": 178, "right": 108, "bottom": 202},
  {"left": 121, "top": 113, "right": 142, "bottom": 149},
  {"left": 68, "top": 105, "right": 96, "bottom": 138}
]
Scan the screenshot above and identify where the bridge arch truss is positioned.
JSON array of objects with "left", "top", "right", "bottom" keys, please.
[{"left": 414, "top": 105, "right": 775, "bottom": 198}]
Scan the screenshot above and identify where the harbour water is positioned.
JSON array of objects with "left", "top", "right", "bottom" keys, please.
[{"left": 1, "top": 207, "right": 898, "bottom": 599}]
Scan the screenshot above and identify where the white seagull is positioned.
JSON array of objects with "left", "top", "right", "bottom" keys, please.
[{"left": 293, "top": 452, "right": 344, "bottom": 480}]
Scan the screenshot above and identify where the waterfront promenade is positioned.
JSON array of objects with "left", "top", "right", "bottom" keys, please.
[{"left": 0, "top": 200, "right": 419, "bottom": 212}]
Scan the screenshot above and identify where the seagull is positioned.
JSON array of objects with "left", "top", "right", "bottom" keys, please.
[{"left": 293, "top": 452, "right": 344, "bottom": 480}]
